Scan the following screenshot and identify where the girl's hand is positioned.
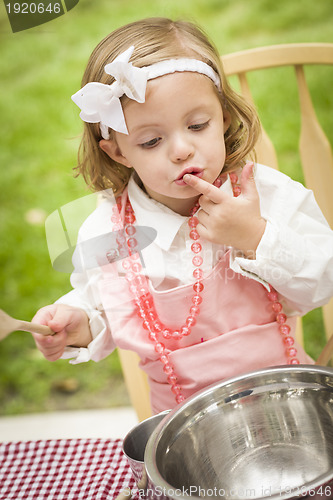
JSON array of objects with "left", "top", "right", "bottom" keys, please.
[
  {"left": 184, "top": 162, "right": 266, "bottom": 258},
  {"left": 31, "top": 304, "right": 92, "bottom": 361}
]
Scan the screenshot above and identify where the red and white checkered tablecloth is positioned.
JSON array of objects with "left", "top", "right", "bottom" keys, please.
[{"left": 0, "top": 438, "right": 139, "bottom": 499}]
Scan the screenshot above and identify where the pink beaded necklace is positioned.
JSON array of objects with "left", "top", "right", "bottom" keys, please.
[{"left": 109, "top": 173, "right": 300, "bottom": 405}]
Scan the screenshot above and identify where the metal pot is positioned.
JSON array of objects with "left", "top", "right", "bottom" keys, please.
[{"left": 144, "top": 365, "right": 333, "bottom": 499}]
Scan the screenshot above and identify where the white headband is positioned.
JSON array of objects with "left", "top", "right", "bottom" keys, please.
[{"left": 71, "top": 45, "right": 221, "bottom": 139}]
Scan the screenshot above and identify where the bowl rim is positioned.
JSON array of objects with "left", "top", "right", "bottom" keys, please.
[
  {"left": 144, "top": 364, "right": 333, "bottom": 500},
  {"left": 122, "top": 409, "right": 170, "bottom": 464}
]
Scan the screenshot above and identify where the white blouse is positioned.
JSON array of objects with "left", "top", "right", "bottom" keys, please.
[{"left": 57, "top": 164, "right": 333, "bottom": 363}]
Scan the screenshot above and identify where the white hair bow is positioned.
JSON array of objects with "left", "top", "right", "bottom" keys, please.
[
  {"left": 72, "top": 45, "right": 221, "bottom": 139},
  {"left": 71, "top": 46, "right": 148, "bottom": 137}
]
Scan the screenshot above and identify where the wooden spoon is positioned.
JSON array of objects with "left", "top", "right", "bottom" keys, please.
[{"left": 0, "top": 309, "right": 54, "bottom": 341}]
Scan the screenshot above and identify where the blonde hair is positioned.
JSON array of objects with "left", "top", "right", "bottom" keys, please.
[{"left": 74, "top": 17, "right": 261, "bottom": 194}]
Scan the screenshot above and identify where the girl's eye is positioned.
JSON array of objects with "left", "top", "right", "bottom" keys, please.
[
  {"left": 140, "top": 137, "right": 161, "bottom": 149},
  {"left": 189, "top": 121, "right": 209, "bottom": 131}
]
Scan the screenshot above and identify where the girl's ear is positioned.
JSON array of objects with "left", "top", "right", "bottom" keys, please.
[{"left": 99, "top": 139, "right": 132, "bottom": 168}]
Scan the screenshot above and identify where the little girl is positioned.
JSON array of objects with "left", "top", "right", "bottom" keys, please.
[{"left": 33, "top": 17, "right": 333, "bottom": 413}]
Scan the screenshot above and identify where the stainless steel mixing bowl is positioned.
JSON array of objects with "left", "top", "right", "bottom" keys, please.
[{"left": 144, "top": 365, "right": 333, "bottom": 500}]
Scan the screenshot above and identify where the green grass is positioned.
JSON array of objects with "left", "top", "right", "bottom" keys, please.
[{"left": 0, "top": 0, "right": 332, "bottom": 415}]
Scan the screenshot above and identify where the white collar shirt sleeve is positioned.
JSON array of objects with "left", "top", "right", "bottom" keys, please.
[{"left": 230, "top": 164, "right": 333, "bottom": 314}]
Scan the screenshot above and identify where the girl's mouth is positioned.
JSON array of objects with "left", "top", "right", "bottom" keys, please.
[{"left": 175, "top": 167, "right": 203, "bottom": 185}]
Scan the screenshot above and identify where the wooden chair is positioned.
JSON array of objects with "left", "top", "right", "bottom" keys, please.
[
  {"left": 117, "top": 348, "right": 151, "bottom": 422},
  {"left": 118, "top": 43, "right": 333, "bottom": 421}
]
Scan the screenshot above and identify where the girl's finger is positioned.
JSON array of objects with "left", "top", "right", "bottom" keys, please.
[
  {"left": 183, "top": 174, "right": 223, "bottom": 204},
  {"left": 32, "top": 305, "right": 56, "bottom": 325},
  {"left": 33, "top": 330, "right": 63, "bottom": 347}
]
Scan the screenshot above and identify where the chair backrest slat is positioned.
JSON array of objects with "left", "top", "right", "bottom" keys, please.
[
  {"left": 237, "top": 73, "right": 279, "bottom": 170},
  {"left": 222, "top": 43, "right": 333, "bottom": 74},
  {"left": 295, "top": 65, "right": 333, "bottom": 228}
]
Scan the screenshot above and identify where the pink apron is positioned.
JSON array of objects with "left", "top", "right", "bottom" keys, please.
[{"left": 98, "top": 192, "right": 312, "bottom": 413}]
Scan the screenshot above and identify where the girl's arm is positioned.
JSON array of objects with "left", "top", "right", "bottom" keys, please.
[
  {"left": 33, "top": 200, "right": 117, "bottom": 363},
  {"left": 184, "top": 163, "right": 333, "bottom": 315},
  {"left": 232, "top": 165, "right": 333, "bottom": 315}
]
